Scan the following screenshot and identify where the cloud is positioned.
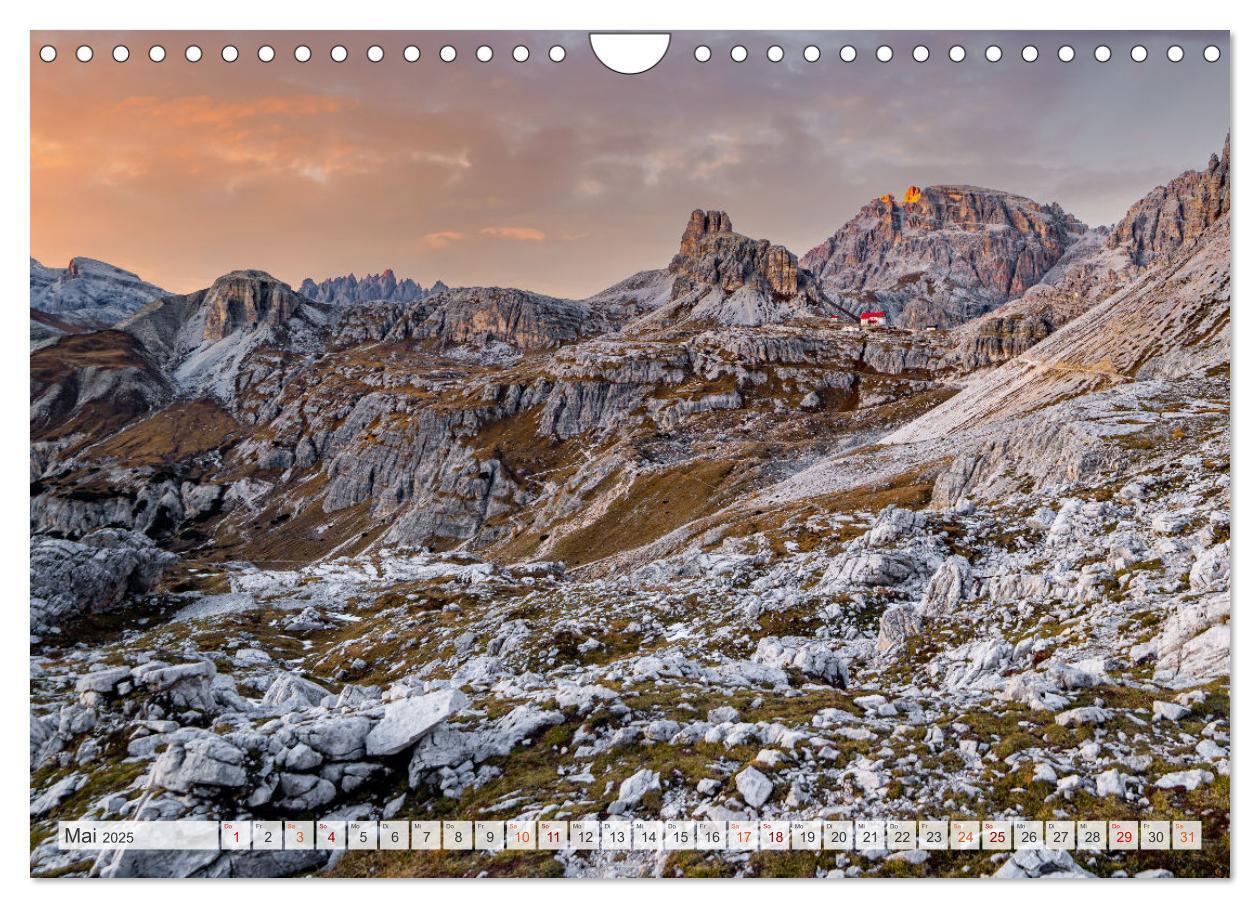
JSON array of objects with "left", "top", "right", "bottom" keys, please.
[
  {"left": 422, "top": 231, "right": 467, "bottom": 249},
  {"left": 478, "top": 226, "right": 547, "bottom": 242}
]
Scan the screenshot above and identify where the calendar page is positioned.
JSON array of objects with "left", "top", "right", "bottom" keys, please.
[{"left": 28, "top": 29, "right": 1230, "bottom": 880}]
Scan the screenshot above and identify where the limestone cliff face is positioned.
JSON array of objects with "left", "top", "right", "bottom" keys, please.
[
  {"left": 803, "top": 186, "right": 1087, "bottom": 328},
  {"left": 1108, "top": 138, "right": 1230, "bottom": 266},
  {"left": 385, "top": 287, "right": 602, "bottom": 351},
  {"left": 300, "top": 269, "right": 436, "bottom": 306},
  {"left": 201, "top": 271, "right": 307, "bottom": 342},
  {"left": 950, "top": 138, "right": 1231, "bottom": 370},
  {"left": 670, "top": 209, "right": 805, "bottom": 300},
  {"left": 29, "top": 256, "right": 168, "bottom": 328},
  {"left": 663, "top": 210, "right": 849, "bottom": 325}
]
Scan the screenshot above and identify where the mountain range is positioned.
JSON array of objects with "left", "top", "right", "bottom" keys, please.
[{"left": 29, "top": 140, "right": 1231, "bottom": 879}]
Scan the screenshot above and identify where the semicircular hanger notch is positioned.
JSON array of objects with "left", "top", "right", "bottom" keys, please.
[{"left": 589, "top": 32, "right": 671, "bottom": 74}]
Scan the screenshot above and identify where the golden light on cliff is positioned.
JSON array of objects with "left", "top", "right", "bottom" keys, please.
[{"left": 904, "top": 185, "right": 923, "bottom": 205}]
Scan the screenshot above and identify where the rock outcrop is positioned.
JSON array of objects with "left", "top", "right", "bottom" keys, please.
[
  {"left": 803, "top": 186, "right": 1087, "bottom": 328},
  {"left": 29, "top": 529, "right": 177, "bottom": 633},
  {"left": 658, "top": 210, "right": 851, "bottom": 326},
  {"left": 30, "top": 257, "right": 168, "bottom": 327},
  {"left": 1109, "top": 138, "right": 1230, "bottom": 266},
  {"left": 300, "top": 269, "right": 437, "bottom": 306}
]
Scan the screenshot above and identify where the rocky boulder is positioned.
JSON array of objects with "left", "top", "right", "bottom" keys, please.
[{"left": 30, "top": 530, "right": 178, "bottom": 633}]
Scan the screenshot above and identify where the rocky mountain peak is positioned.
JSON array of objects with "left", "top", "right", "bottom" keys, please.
[
  {"left": 1107, "top": 137, "right": 1230, "bottom": 266},
  {"left": 202, "top": 270, "right": 310, "bottom": 341},
  {"left": 803, "top": 185, "right": 1087, "bottom": 328},
  {"left": 299, "top": 269, "right": 433, "bottom": 306},
  {"left": 678, "top": 209, "right": 734, "bottom": 258},
  {"left": 29, "top": 255, "right": 168, "bottom": 328},
  {"left": 670, "top": 210, "right": 806, "bottom": 300},
  {"left": 655, "top": 209, "right": 849, "bottom": 326}
]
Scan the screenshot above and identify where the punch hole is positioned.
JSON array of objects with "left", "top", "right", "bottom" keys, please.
[
  {"left": 1167, "top": 45, "right": 1184, "bottom": 62},
  {"left": 731, "top": 45, "right": 748, "bottom": 62},
  {"left": 112, "top": 45, "right": 129, "bottom": 63},
  {"left": 767, "top": 45, "right": 784, "bottom": 62},
  {"left": 367, "top": 45, "right": 385, "bottom": 62},
  {"left": 295, "top": 45, "right": 312, "bottom": 62},
  {"left": 1058, "top": 45, "right": 1075, "bottom": 62},
  {"left": 1094, "top": 45, "right": 1111, "bottom": 62},
  {"left": 512, "top": 45, "right": 528, "bottom": 62},
  {"left": 803, "top": 45, "right": 820, "bottom": 62},
  {"left": 985, "top": 45, "right": 1002, "bottom": 62},
  {"left": 149, "top": 45, "right": 166, "bottom": 63},
  {"left": 185, "top": 45, "right": 202, "bottom": 62},
  {"left": 331, "top": 45, "right": 349, "bottom": 63},
  {"left": 948, "top": 45, "right": 965, "bottom": 62},
  {"left": 589, "top": 33, "right": 669, "bottom": 73},
  {"left": 1131, "top": 45, "right": 1148, "bottom": 62},
  {"left": 876, "top": 45, "right": 893, "bottom": 62},
  {"left": 1204, "top": 45, "right": 1221, "bottom": 62},
  {"left": 76, "top": 45, "right": 93, "bottom": 63},
  {"left": 839, "top": 45, "right": 857, "bottom": 62},
  {"left": 549, "top": 45, "right": 566, "bottom": 62},
  {"left": 476, "top": 45, "right": 493, "bottom": 62},
  {"left": 404, "top": 45, "right": 421, "bottom": 62},
  {"left": 39, "top": 45, "right": 57, "bottom": 62},
  {"left": 221, "top": 45, "right": 238, "bottom": 62},
  {"left": 912, "top": 45, "right": 929, "bottom": 62},
  {"left": 257, "top": 45, "right": 275, "bottom": 63},
  {"left": 1021, "top": 45, "right": 1038, "bottom": 62}
]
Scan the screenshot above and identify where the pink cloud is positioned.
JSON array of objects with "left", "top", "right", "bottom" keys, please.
[
  {"left": 422, "top": 231, "right": 467, "bottom": 249},
  {"left": 478, "top": 226, "right": 546, "bottom": 242}
]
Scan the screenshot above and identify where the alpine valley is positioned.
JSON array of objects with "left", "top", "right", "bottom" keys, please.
[{"left": 30, "top": 141, "right": 1231, "bottom": 878}]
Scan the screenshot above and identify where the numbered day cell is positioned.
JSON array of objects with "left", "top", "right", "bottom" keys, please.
[
  {"left": 1173, "top": 820, "right": 1203, "bottom": 851},
  {"left": 1077, "top": 821, "right": 1107, "bottom": 850},
  {"left": 887, "top": 820, "right": 917, "bottom": 850},
  {"left": 538, "top": 820, "right": 568, "bottom": 850},
  {"left": 790, "top": 820, "right": 822, "bottom": 851},
  {"left": 284, "top": 820, "right": 314, "bottom": 850},
  {"left": 696, "top": 821, "right": 727, "bottom": 850},
  {"left": 220, "top": 821, "right": 251, "bottom": 851},
  {"left": 855, "top": 820, "right": 885, "bottom": 851},
  {"left": 443, "top": 821, "right": 472, "bottom": 850},
  {"left": 252, "top": 820, "right": 282, "bottom": 851},
  {"left": 1046, "top": 821, "right": 1075, "bottom": 850},
  {"left": 379, "top": 821, "right": 409, "bottom": 850},
  {"left": 633, "top": 820, "right": 664, "bottom": 851},
  {"left": 665, "top": 821, "right": 695, "bottom": 851},
  {"left": 823, "top": 821, "right": 853, "bottom": 851},
  {"left": 1140, "top": 821, "right": 1170, "bottom": 850},
  {"left": 950, "top": 820, "right": 980, "bottom": 850},
  {"left": 601, "top": 821, "right": 631, "bottom": 850},
  {"left": 409, "top": 821, "right": 440, "bottom": 850},
  {"left": 506, "top": 821, "right": 536, "bottom": 850},
  {"left": 475, "top": 821, "right": 505, "bottom": 851},
  {"left": 317, "top": 820, "right": 346, "bottom": 850},
  {"left": 982, "top": 820, "right": 1011, "bottom": 850},
  {"left": 1013, "top": 820, "right": 1044, "bottom": 850},
  {"left": 759, "top": 821, "right": 790, "bottom": 851},
  {"left": 570, "top": 820, "right": 600, "bottom": 850},
  {"left": 1108, "top": 821, "right": 1139, "bottom": 851},
  {"left": 727, "top": 821, "right": 758, "bottom": 850},
  {"left": 918, "top": 821, "right": 947, "bottom": 850},
  {"left": 348, "top": 821, "right": 378, "bottom": 850}
]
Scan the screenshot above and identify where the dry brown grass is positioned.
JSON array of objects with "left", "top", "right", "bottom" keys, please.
[{"left": 85, "top": 399, "right": 240, "bottom": 467}]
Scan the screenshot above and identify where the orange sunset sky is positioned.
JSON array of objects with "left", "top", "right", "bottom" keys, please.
[{"left": 31, "top": 30, "right": 1229, "bottom": 298}]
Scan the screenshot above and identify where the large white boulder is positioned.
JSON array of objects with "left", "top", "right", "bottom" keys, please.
[{"left": 365, "top": 689, "right": 468, "bottom": 756}]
